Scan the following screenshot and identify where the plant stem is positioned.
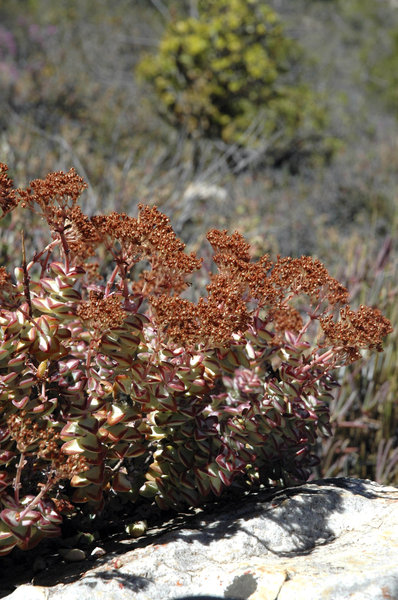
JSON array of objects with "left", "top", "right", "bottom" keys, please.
[
  {"left": 14, "top": 451, "right": 25, "bottom": 504},
  {"left": 18, "top": 477, "right": 55, "bottom": 520},
  {"left": 21, "top": 232, "right": 32, "bottom": 318}
]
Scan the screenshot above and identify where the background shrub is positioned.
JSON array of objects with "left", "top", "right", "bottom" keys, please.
[{"left": 137, "top": 0, "right": 332, "bottom": 170}]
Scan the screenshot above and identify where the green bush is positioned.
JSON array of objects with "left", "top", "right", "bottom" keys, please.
[{"left": 137, "top": 0, "right": 331, "bottom": 168}]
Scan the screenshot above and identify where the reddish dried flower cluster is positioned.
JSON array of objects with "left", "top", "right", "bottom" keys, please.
[
  {"left": 150, "top": 296, "right": 202, "bottom": 344},
  {"left": 77, "top": 291, "right": 126, "bottom": 332},
  {"left": 0, "top": 267, "right": 20, "bottom": 309},
  {"left": 271, "top": 255, "right": 349, "bottom": 306},
  {"left": 207, "top": 228, "right": 277, "bottom": 305},
  {"left": 64, "top": 206, "right": 101, "bottom": 260},
  {"left": 92, "top": 205, "right": 202, "bottom": 294},
  {"left": 7, "top": 412, "right": 48, "bottom": 453},
  {"left": 0, "top": 267, "right": 11, "bottom": 287},
  {"left": 0, "top": 163, "right": 19, "bottom": 217},
  {"left": 271, "top": 305, "right": 304, "bottom": 335},
  {"left": 48, "top": 452, "right": 88, "bottom": 482},
  {"left": 150, "top": 228, "right": 275, "bottom": 347},
  {"left": 81, "top": 261, "right": 103, "bottom": 282},
  {"left": 51, "top": 497, "right": 76, "bottom": 515},
  {"left": 137, "top": 204, "right": 201, "bottom": 274},
  {"left": 320, "top": 305, "right": 393, "bottom": 361},
  {"left": 151, "top": 274, "right": 249, "bottom": 346},
  {"left": 7, "top": 413, "right": 86, "bottom": 482},
  {"left": 202, "top": 274, "right": 250, "bottom": 340},
  {"left": 18, "top": 168, "right": 87, "bottom": 231},
  {"left": 91, "top": 211, "right": 141, "bottom": 248},
  {"left": 37, "top": 432, "right": 87, "bottom": 480},
  {"left": 150, "top": 227, "right": 391, "bottom": 353}
]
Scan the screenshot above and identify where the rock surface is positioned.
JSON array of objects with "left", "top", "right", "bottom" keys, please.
[{"left": 2, "top": 478, "right": 398, "bottom": 600}]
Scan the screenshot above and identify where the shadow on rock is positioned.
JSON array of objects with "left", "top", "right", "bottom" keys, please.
[
  {"left": 0, "top": 477, "right": 386, "bottom": 596},
  {"left": 169, "top": 481, "right": 346, "bottom": 558},
  {"left": 85, "top": 570, "right": 152, "bottom": 592},
  {"left": 170, "top": 477, "right": 397, "bottom": 560}
]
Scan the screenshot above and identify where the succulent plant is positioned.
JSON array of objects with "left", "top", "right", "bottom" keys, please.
[{"left": 0, "top": 163, "right": 392, "bottom": 555}]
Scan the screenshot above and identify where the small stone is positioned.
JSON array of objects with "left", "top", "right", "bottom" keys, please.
[
  {"left": 125, "top": 520, "right": 148, "bottom": 538},
  {"left": 90, "top": 546, "right": 106, "bottom": 558},
  {"left": 59, "top": 548, "right": 86, "bottom": 562},
  {"left": 75, "top": 532, "right": 96, "bottom": 546}
]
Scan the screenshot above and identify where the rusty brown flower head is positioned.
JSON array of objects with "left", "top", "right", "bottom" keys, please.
[
  {"left": 92, "top": 205, "right": 202, "bottom": 295},
  {"left": 0, "top": 163, "right": 19, "bottom": 218},
  {"left": 270, "top": 255, "right": 349, "bottom": 306},
  {"left": 0, "top": 266, "right": 20, "bottom": 309},
  {"left": 64, "top": 205, "right": 101, "bottom": 261},
  {"left": 18, "top": 168, "right": 87, "bottom": 232},
  {"left": 207, "top": 228, "right": 276, "bottom": 305},
  {"left": 77, "top": 290, "right": 126, "bottom": 333},
  {"left": 320, "top": 304, "right": 393, "bottom": 362}
]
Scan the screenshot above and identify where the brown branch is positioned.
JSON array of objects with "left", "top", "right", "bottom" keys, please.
[{"left": 21, "top": 231, "right": 33, "bottom": 318}]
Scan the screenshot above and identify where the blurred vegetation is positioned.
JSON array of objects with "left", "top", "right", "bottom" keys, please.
[
  {"left": 137, "top": 0, "right": 333, "bottom": 171},
  {"left": 1, "top": 0, "right": 398, "bottom": 486},
  {"left": 367, "top": 26, "right": 398, "bottom": 115}
]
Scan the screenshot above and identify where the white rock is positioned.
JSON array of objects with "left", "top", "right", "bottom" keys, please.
[
  {"left": 90, "top": 546, "right": 106, "bottom": 558},
  {"left": 4, "top": 585, "right": 49, "bottom": 600},
  {"left": 3, "top": 479, "right": 398, "bottom": 600}
]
